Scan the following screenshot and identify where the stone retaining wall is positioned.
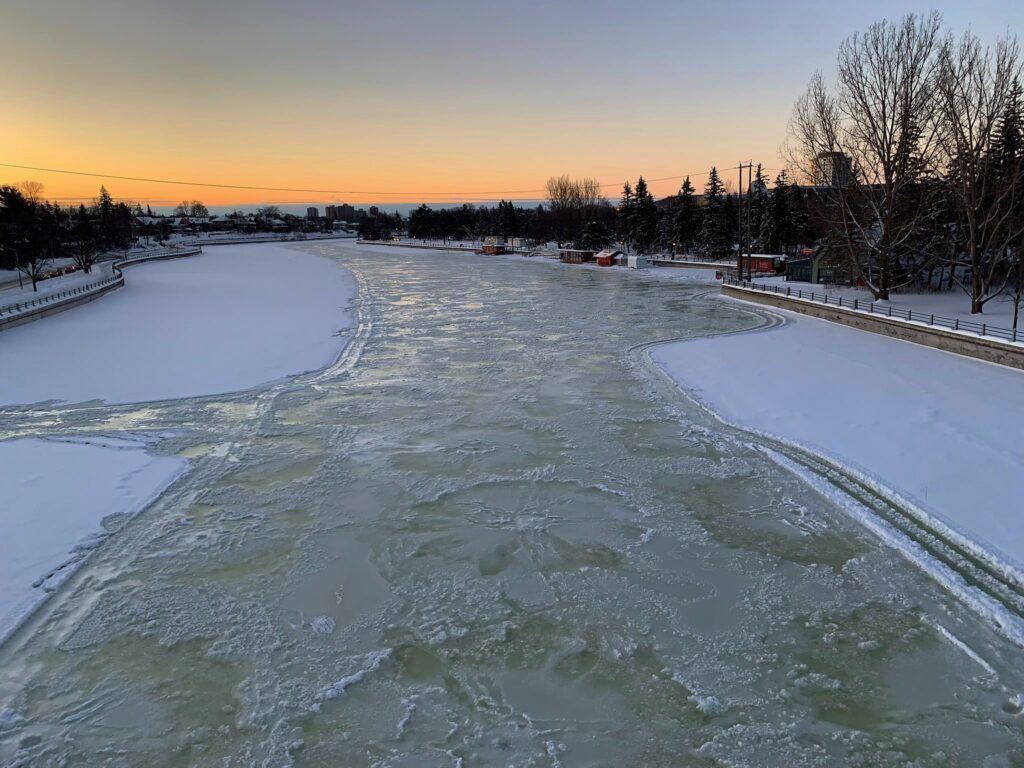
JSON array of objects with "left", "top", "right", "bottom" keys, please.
[
  {"left": 0, "top": 277, "right": 124, "bottom": 331},
  {"left": 722, "top": 284, "right": 1024, "bottom": 371},
  {"left": 0, "top": 247, "right": 201, "bottom": 333}
]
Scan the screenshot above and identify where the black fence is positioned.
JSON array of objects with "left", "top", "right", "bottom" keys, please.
[
  {"left": 725, "top": 276, "right": 1021, "bottom": 344},
  {"left": 0, "top": 247, "right": 202, "bottom": 321}
]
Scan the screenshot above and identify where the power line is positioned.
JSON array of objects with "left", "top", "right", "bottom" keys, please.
[{"left": 0, "top": 161, "right": 786, "bottom": 200}]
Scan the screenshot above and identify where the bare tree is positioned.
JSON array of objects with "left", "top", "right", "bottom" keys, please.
[
  {"left": 935, "top": 32, "right": 1024, "bottom": 313},
  {"left": 786, "top": 12, "right": 945, "bottom": 299},
  {"left": 16, "top": 180, "right": 44, "bottom": 202},
  {"left": 545, "top": 175, "right": 605, "bottom": 246},
  {"left": 173, "top": 200, "right": 208, "bottom": 218}
]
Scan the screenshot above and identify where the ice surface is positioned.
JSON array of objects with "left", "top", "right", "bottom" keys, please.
[
  {"left": 653, "top": 310, "right": 1024, "bottom": 574},
  {"left": 316, "top": 649, "right": 391, "bottom": 702},
  {"left": 0, "top": 244, "right": 357, "bottom": 405},
  {"left": 0, "top": 437, "right": 186, "bottom": 642}
]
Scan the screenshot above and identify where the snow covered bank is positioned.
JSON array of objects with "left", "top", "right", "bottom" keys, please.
[
  {"left": 0, "top": 437, "right": 186, "bottom": 642},
  {"left": 758, "top": 275, "right": 1022, "bottom": 328},
  {"left": 653, "top": 309, "right": 1024, "bottom": 575},
  {"left": 0, "top": 244, "right": 357, "bottom": 406},
  {"left": 0, "top": 263, "right": 115, "bottom": 309}
]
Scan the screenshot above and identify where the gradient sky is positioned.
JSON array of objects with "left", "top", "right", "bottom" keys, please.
[{"left": 2, "top": 0, "right": 1022, "bottom": 210}]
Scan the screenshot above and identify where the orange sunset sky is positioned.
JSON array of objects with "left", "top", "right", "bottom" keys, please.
[{"left": 3, "top": 0, "right": 1022, "bottom": 211}]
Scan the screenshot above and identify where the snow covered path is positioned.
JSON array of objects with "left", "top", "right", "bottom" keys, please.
[
  {"left": 0, "top": 437, "right": 186, "bottom": 642},
  {"left": 653, "top": 303, "right": 1024, "bottom": 575},
  {"left": 0, "top": 244, "right": 357, "bottom": 406}
]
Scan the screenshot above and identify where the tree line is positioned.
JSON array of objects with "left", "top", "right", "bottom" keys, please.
[
  {"left": 788, "top": 11, "right": 1024, "bottom": 314},
  {"left": 0, "top": 184, "right": 136, "bottom": 291},
  {"left": 400, "top": 171, "right": 818, "bottom": 257}
]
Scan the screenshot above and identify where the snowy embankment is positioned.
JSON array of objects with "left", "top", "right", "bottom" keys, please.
[
  {"left": 653, "top": 307, "right": 1024, "bottom": 577},
  {"left": 758, "top": 275, "right": 1022, "bottom": 328},
  {"left": 0, "top": 263, "right": 115, "bottom": 309},
  {"left": 0, "top": 244, "right": 356, "bottom": 642},
  {"left": 0, "top": 244, "right": 357, "bottom": 405},
  {"left": 0, "top": 437, "right": 186, "bottom": 642}
]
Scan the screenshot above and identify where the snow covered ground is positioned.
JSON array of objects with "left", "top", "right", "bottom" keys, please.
[
  {"left": 0, "top": 244, "right": 357, "bottom": 405},
  {"left": 0, "top": 436, "right": 186, "bottom": 642},
  {"left": 653, "top": 304, "right": 1024, "bottom": 575},
  {"left": 759, "top": 275, "right": 1022, "bottom": 328},
  {"left": 0, "top": 263, "right": 115, "bottom": 309}
]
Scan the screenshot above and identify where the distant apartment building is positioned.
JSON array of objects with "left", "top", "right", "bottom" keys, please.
[
  {"left": 814, "top": 152, "right": 853, "bottom": 188},
  {"left": 306, "top": 206, "right": 319, "bottom": 220},
  {"left": 326, "top": 203, "right": 357, "bottom": 221},
  {"left": 369, "top": 206, "right": 380, "bottom": 217}
]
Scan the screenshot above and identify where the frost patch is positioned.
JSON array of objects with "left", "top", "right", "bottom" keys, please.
[
  {"left": 315, "top": 649, "right": 391, "bottom": 705},
  {"left": 310, "top": 615, "right": 336, "bottom": 635},
  {"left": 0, "top": 708, "right": 24, "bottom": 730}
]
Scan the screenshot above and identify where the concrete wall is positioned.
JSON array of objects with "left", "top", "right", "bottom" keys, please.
[
  {"left": 0, "top": 277, "right": 124, "bottom": 332},
  {"left": 0, "top": 247, "right": 202, "bottom": 333},
  {"left": 722, "top": 284, "right": 1024, "bottom": 371}
]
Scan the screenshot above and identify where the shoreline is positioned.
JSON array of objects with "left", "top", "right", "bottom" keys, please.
[
  {"left": 648, "top": 303, "right": 1024, "bottom": 643},
  {"left": 0, "top": 243, "right": 358, "bottom": 407},
  {"left": 0, "top": 243, "right": 361, "bottom": 646}
]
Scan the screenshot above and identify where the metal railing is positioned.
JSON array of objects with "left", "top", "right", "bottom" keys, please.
[
  {"left": 0, "top": 246, "right": 202, "bottom": 320},
  {"left": 725, "top": 275, "right": 1022, "bottom": 344},
  {"left": 0, "top": 273, "right": 122, "bottom": 318},
  {"left": 650, "top": 254, "right": 733, "bottom": 264}
]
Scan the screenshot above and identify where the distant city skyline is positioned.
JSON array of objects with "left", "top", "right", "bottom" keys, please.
[{"left": 3, "top": 0, "right": 1022, "bottom": 207}]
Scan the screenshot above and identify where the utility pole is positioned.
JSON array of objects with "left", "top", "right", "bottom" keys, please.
[
  {"left": 745, "top": 162, "right": 753, "bottom": 281},
  {"left": 737, "top": 163, "right": 744, "bottom": 282},
  {"left": 737, "top": 161, "right": 753, "bottom": 281}
]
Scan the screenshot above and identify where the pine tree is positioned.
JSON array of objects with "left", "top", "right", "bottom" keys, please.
[
  {"left": 671, "top": 177, "right": 698, "bottom": 256},
  {"left": 698, "top": 167, "right": 730, "bottom": 259},
  {"left": 576, "top": 219, "right": 612, "bottom": 251},
  {"left": 994, "top": 79, "right": 1024, "bottom": 329},
  {"left": 69, "top": 205, "right": 100, "bottom": 273},
  {"left": 994, "top": 79, "right": 1023, "bottom": 179},
  {"left": 618, "top": 181, "right": 635, "bottom": 248},
  {"left": 95, "top": 185, "right": 116, "bottom": 251},
  {"left": 762, "top": 171, "right": 794, "bottom": 255},
  {"left": 748, "top": 164, "right": 770, "bottom": 253},
  {"left": 632, "top": 176, "right": 658, "bottom": 254}
]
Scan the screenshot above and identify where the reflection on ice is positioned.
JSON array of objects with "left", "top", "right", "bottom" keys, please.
[{"left": 2, "top": 243, "right": 1024, "bottom": 767}]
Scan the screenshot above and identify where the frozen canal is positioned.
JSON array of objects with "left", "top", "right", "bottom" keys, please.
[{"left": 2, "top": 242, "right": 1023, "bottom": 766}]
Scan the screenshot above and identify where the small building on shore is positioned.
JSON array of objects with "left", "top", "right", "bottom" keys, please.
[
  {"left": 785, "top": 246, "right": 854, "bottom": 285},
  {"left": 558, "top": 248, "right": 596, "bottom": 264},
  {"left": 595, "top": 248, "right": 624, "bottom": 267},
  {"left": 481, "top": 236, "right": 507, "bottom": 255}
]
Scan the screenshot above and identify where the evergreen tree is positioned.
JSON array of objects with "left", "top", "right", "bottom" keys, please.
[
  {"left": 576, "top": 219, "right": 612, "bottom": 251},
  {"left": 68, "top": 205, "right": 101, "bottom": 273},
  {"left": 668, "top": 177, "right": 698, "bottom": 256},
  {"left": 747, "top": 164, "right": 770, "bottom": 252},
  {"left": 994, "top": 79, "right": 1024, "bottom": 329},
  {"left": 618, "top": 181, "right": 635, "bottom": 248},
  {"left": 698, "top": 167, "right": 730, "bottom": 259},
  {"left": 994, "top": 78, "right": 1023, "bottom": 181},
  {"left": 632, "top": 176, "right": 658, "bottom": 254},
  {"left": 408, "top": 204, "right": 434, "bottom": 239},
  {"left": 95, "top": 185, "right": 116, "bottom": 251},
  {"left": 762, "top": 171, "right": 795, "bottom": 255}
]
